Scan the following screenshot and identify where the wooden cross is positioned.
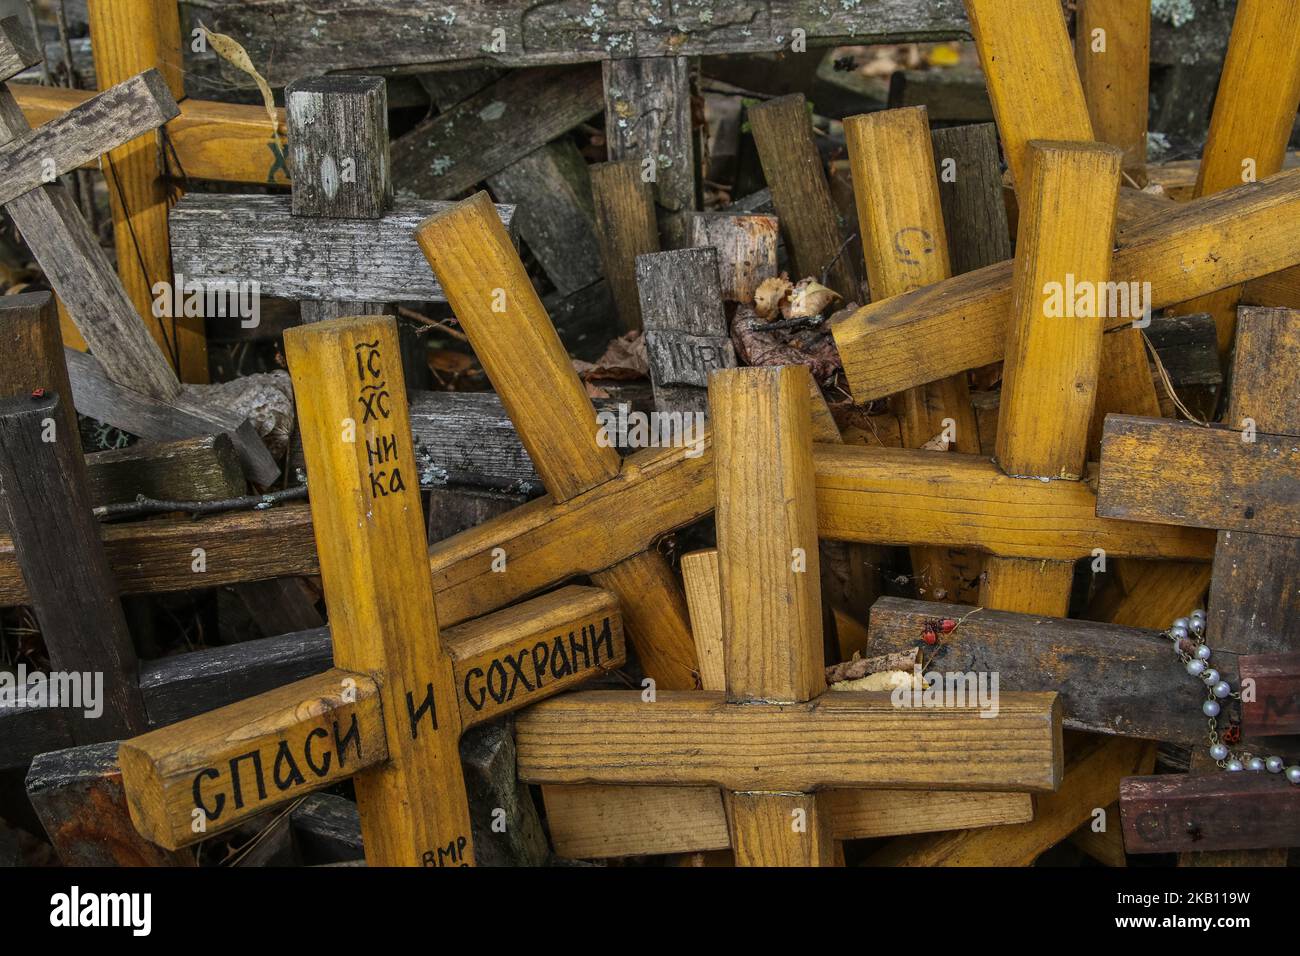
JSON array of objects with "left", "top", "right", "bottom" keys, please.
[
  {"left": 0, "top": 17, "right": 279, "bottom": 484},
  {"left": 1098, "top": 306, "right": 1300, "bottom": 856},
  {"left": 515, "top": 364, "right": 1062, "bottom": 866},
  {"left": 118, "top": 316, "right": 627, "bottom": 863}
]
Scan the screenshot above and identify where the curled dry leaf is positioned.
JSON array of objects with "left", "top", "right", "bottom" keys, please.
[
  {"left": 753, "top": 273, "right": 793, "bottom": 320},
  {"left": 581, "top": 330, "right": 649, "bottom": 381},
  {"left": 730, "top": 304, "right": 843, "bottom": 384},
  {"left": 780, "top": 278, "right": 841, "bottom": 320},
  {"left": 829, "top": 670, "right": 924, "bottom": 692}
]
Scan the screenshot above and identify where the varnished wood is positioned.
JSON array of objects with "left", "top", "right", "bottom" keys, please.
[
  {"left": 1122, "top": 773, "right": 1300, "bottom": 854},
  {"left": 1075, "top": 0, "right": 1151, "bottom": 183},
  {"left": 589, "top": 158, "right": 661, "bottom": 332}
]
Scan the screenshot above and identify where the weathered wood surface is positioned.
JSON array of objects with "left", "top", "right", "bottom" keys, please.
[
  {"left": 603, "top": 57, "right": 696, "bottom": 241},
  {"left": 590, "top": 158, "right": 661, "bottom": 332},
  {"left": 87, "top": 435, "right": 245, "bottom": 509},
  {"left": 516, "top": 690, "right": 1062, "bottom": 792},
  {"left": 1238, "top": 652, "right": 1300, "bottom": 737},
  {"left": 832, "top": 168, "right": 1300, "bottom": 401},
  {"left": 169, "top": 194, "right": 516, "bottom": 303},
  {"left": 65, "top": 348, "right": 280, "bottom": 486},
  {"left": 636, "top": 248, "right": 735, "bottom": 414},
  {"left": 686, "top": 212, "right": 778, "bottom": 302},
  {"left": 748, "top": 93, "right": 858, "bottom": 299},
  {"left": 1097, "top": 415, "right": 1300, "bottom": 538},
  {"left": 25, "top": 742, "right": 193, "bottom": 866},
  {"left": 930, "top": 123, "right": 1011, "bottom": 280},
  {"left": 1121, "top": 773, "right": 1300, "bottom": 854},
  {"left": 866, "top": 597, "right": 1229, "bottom": 747},
  {"left": 0, "top": 393, "right": 146, "bottom": 740},
  {"left": 287, "top": 75, "right": 391, "bottom": 220},
  {"left": 180, "top": 0, "right": 977, "bottom": 79},
  {"left": 0, "top": 13, "right": 38, "bottom": 80},
  {"left": 391, "top": 65, "right": 603, "bottom": 198},
  {"left": 888, "top": 69, "right": 992, "bottom": 123},
  {"left": 0, "top": 42, "right": 181, "bottom": 399}
]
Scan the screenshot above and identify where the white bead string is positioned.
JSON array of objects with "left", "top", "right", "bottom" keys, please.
[{"left": 1168, "top": 609, "right": 1300, "bottom": 784}]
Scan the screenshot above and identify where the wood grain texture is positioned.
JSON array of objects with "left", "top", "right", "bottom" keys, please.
[
  {"left": 1167, "top": 0, "right": 1300, "bottom": 356},
  {"left": 0, "top": 74, "right": 182, "bottom": 400},
  {"left": 87, "top": 0, "right": 207, "bottom": 383},
  {"left": 86, "top": 435, "right": 245, "bottom": 508},
  {"left": 0, "top": 15, "right": 39, "bottom": 81},
  {"left": 1075, "top": 0, "right": 1150, "bottom": 183},
  {"left": 181, "top": 0, "right": 976, "bottom": 79},
  {"left": 963, "top": 0, "right": 1092, "bottom": 188},
  {"left": 845, "top": 106, "right": 979, "bottom": 604},
  {"left": 636, "top": 247, "right": 735, "bottom": 414},
  {"left": 711, "top": 365, "right": 823, "bottom": 703},
  {"left": 169, "top": 194, "right": 515, "bottom": 303},
  {"left": 119, "top": 669, "right": 386, "bottom": 849},
  {"left": 729, "top": 792, "right": 835, "bottom": 867},
  {"left": 287, "top": 76, "right": 390, "bottom": 220},
  {"left": 26, "top": 742, "right": 193, "bottom": 866},
  {"left": 285, "top": 315, "right": 473, "bottom": 867},
  {"left": 603, "top": 57, "right": 696, "bottom": 239},
  {"left": 686, "top": 212, "right": 778, "bottom": 303},
  {"left": 1096, "top": 415, "right": 1300, "bottom": 537},
  {"left": 65, "top": 348, "right": 279, "bottom": 486},
  {"left": 748, "top": 94, "right": 858, "bottom": 299},
  {"left": 832, "top": 167, "right": 1300, "bottom": 402},
  {"left": 930, "top": 123, "right": 1011, "bottom": 282},
  {"left": 1238, "top": 652, "right": 1300, "bottom": 737},
  {"left": 516, "top": 689, "right": 1062, "bottom": 792},
  {"left": 996, "top": 140, "right": 1121, "bottom": 479},
  {"left": 869, "top": 735, "right": 1154, "bottom": 866},
  {"left": 1121, "top": 772, "right": 1300, "bottom": 854},
  {"left": 0, "top": 393, "right": 146, "bottom": 740},
  {"left": 591, "top": 158, "right": 661, "bottom": 332},
  {"left": 391, "top": 65, "right": 603, "bottom": 199},
  {"left": 682, "top": 549, "right": 726, "bottom": 692},
  {"left": 866, "top": 597, "right": 1230, "bottom": 746}
]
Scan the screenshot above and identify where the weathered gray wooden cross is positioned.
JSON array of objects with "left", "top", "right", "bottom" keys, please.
[
  {"left": 0, "top": 17, "right": 278, "bottom": 484},
  {"left": 1097, "top": 306, "right": 1300, "bottom": 856},
  {"left": 116, "top": 316, "right": 626, "bottom": 864}
]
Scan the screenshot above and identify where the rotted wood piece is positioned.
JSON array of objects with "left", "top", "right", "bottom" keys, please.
[
  {"left": 1239, "top": 652, "right": 1300, "bottom": 737},
  {"left": 1121, "top": 772, "right": 1300, "bottom": 854}
]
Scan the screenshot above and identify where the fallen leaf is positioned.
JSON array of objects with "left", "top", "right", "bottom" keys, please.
[
  {"left": 731, "top": 304, "right": 843, "bottom": 384},
  {"left": 780, "top": 278, "right": 841, "bottom": 319},
  {"left": 582, "top": 330, "right": 649, "bottom": 380},
  {"left": 753, "top": 273, "right": 793, "bottom": 319}
]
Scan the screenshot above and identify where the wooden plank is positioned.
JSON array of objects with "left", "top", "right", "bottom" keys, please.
[
  {"left": 418, "top": 190, "right": 699, "bottom": 690},
  {"left": 1238, "top": 652, "right": 1300, "bottom": 737},
  {"left": 748, "top": 94, "right": 858, "bottom": 299},
  {"left": 284, "top": 315, "right": 473, "bottom": 866},
  {"left": 12, "top": 83, "right": 290, "bottom": 185},
  {"left": 964, "top": 0, "right": 1092, "bottom": 188},
  {"left": 1121, "top": 773, "right": 1300, "bottom": 854},
  {"left": 0, "top": 392, "right": 146, "bottom": 740},
  {"left": 1166, "top": 1, "right": 1300, "bottom": 357},
  {"left": 169, "top": 194, "right": 516, "bottom": 303},
  {"left": 603, "top": 57, "right": 696, "bottom": 245},
  {"left": 87, "top": 0, "right": 208, "bottom": 383},
  {"left": 868, "top": 735, "right": 1154, "bottom": 866},
  {"left": 26, "top": 742, "right": 192, "bottom": 866},
  {"left": 181, "top": 0, "right": 976, "bottom": 79},
  {"left": 65, "top": 348, "right": 280, "bottom": 486},
  {"left": 1096, "top": 416, "right": 1300, "bottom": 538},
  {"left": 516, "top": 690, "right": 1062, "bottom": 792},
  {"left": 287, "top": 76, "right": 390, "bottom": 220},
  {"left": 845, "top": 105, "right": 979, "bottom": 605},
  {"left": 0, "top": 15, "right": 38, "bottom": 81},
  {"left": 120, "top": 669, "right": 387, "bottom": 849},
  {"left": 590, "top": 158, "right": 661, "bottom": 332},
  {"left": 1075, "top": 0, "right": 1150, "bottom": 184},
  {"left": 865, "top": 597, "right": 1229, "bottom": 746},
  {"left": 831, "top": 167, "right": 1300, "bottom": 402},
  {"left": 930, "top": 123, "right": 1011, "bottom": 280},
  {"left": 391, "top": 65, "right": 603, "bottom": 199},
  {"left": 636, "top": 248, "right": 735, "bottom": 415},
  {"left": 86, "top": 435, "right": 245, "bottom": 508},
  {"left": 888, "top": 69, "right": 992, "bottom": 124},
  {"left": 686, "top": 212, "right": 778, "bottom": 303},
  {"left": 0, "top": 70, "right": 182, "bottom": 400}
]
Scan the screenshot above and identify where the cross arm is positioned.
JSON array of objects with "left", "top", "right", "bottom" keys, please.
[
  {"left": 515, "top": 689, "right": 1063, "bottom": 793},
  {"left": 0, "top": 15, "right": 40, "bottom": 81},
  {"left": 120, "top": 669, "right": 386, "bottom": 850},
  {"left": 0, "top": 69, "right": 178, "bottom": 207},
  {"left": 1120, "top": 772, "right": 1300, "bottom": 854},
  {"left": 1096, "top": 413, "right": 1300, "bottom": 537},
  {"left": 1238, "top": 652, "right": 1300, "bottom": 736},
  {"left": 832, "top": 167, "right": 1300, "bottom": 401}
]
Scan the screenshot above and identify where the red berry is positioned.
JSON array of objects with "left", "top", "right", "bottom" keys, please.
[
  {"left": 30, "top": 387, "right": 45, "bottom": 399},
  {"left": 940, "top": 618, "right": 957, "bottom": 634},
  {"left": 922, "top": 629, "right": 938, "bottom": 646}
]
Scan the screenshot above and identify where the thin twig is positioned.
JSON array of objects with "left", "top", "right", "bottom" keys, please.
[
  {"left": 1139, "top": 328, "right": 1209, "bottom": 425},
  {"left": 820, "top": 232, "right": 858, "bottom": 287},
  {"left": 399, "top": 305, "right": 469, "bottom": 342},
  {"left": 94, "top": 485, "right": 308, "bottom": 520}
]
